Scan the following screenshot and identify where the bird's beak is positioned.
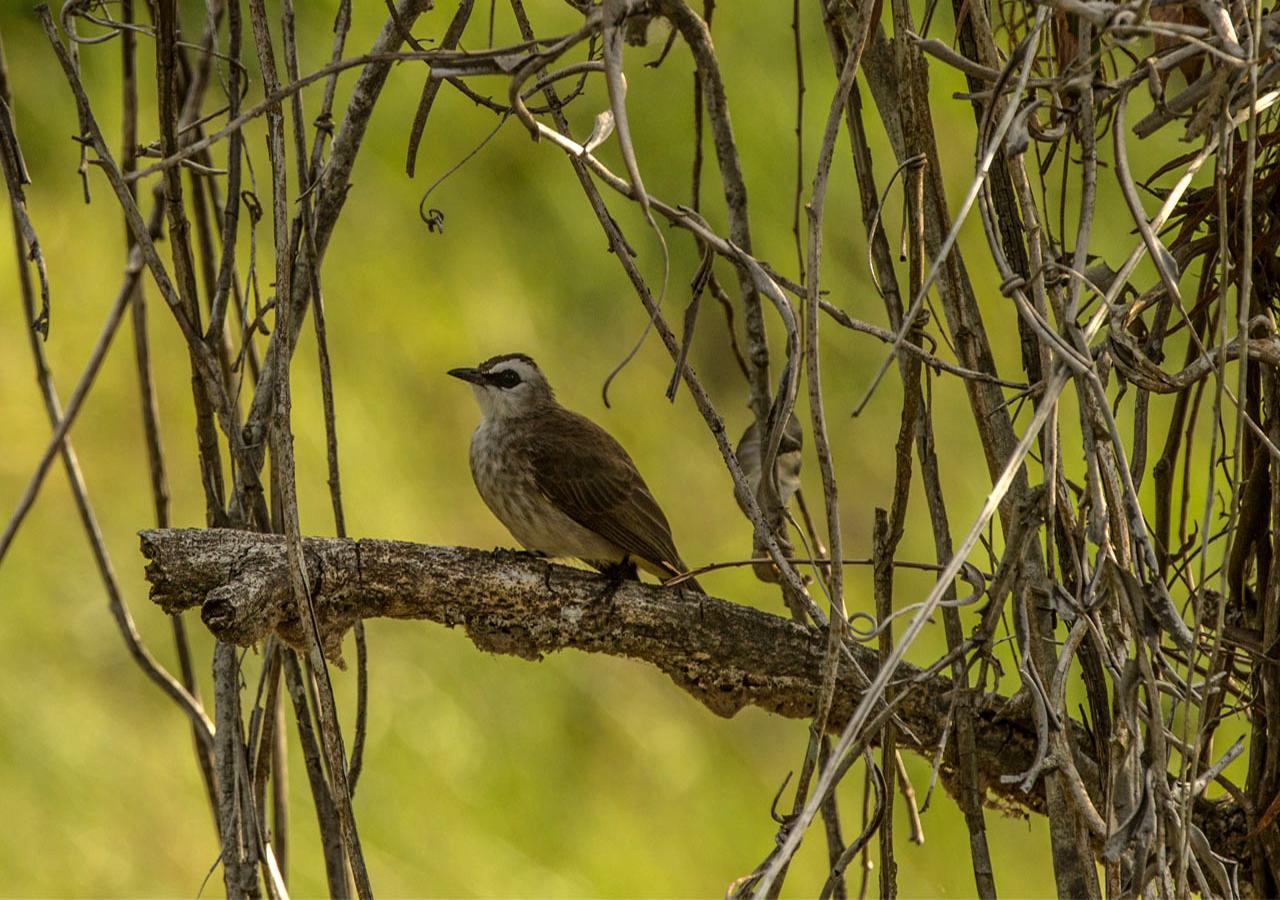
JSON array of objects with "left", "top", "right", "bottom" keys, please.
[{"left": 447, "top": 367, "right": 486, "bottom": 385}]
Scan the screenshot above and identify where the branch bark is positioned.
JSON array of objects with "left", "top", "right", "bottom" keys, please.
[{"left": 138, "top": 526, "right": 1246, "bottom": 858}]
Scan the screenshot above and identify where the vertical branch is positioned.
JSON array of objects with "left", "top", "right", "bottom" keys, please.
[
  {"left": 1260, "top": 377, "right": 1280, "bottom": 892},
  {"left": 271, "top": 698, "right": 291, "bottom": 883},
  {"left": 790, "top": 0, "right": 805, "bottom": 283},
  {"left": 839, "top": 29, "right": 994, "bottom": 882},
  {"left": 280, "top": 0, "right": 367, "bottom": 797},
  {"left": 245, "top": 0, "right": 291, "bottom": 321},
  {"left": 281, "top": 0, "right": 346, "bottom": 543},
  {"left": 871, "top": 511, "right": 898, "bottom": 899},
  {"left": 868, "top": 156, "right": 930, "bottom": 900},
  {"left": 855, "top": 13, "right": 1025, "bottom": 477},
  {"left": 282, "top": 650, "right": 347, "bottom": 897},
  {"left": 247, "top": 0, "right": 371, "bottom": 893},
  {"left": 689, "top": 2, "right": 707, "bottom": 211},
  {"left": 123, "top": 0, "right": 220, "bottom": 826},
  {"left": 657, "top": 0, "right": 797, "bottom": 585},
  {"left": 0, "top": 45, "right": 48, "bottom": 336},
  {"left": 817, "top": 737, "right": 847, "bottom": 900},
  {"left": 909, "top": 92, "right": 997, "bottom": 895},
  {"left": 757, "top": 10, "right": 870, "bottom": 895},
  {"left": 1243, "top": 0, "right": 1280, "bottom": 889},
  {"left": 661, "top": 0, "right": 771, "bottom": 411},
  {"left": 250, "top": 643, "right": 284, "bottom": 890},
  {"left": 307, "top": 0, "right": 353, "bottom": 178},
  {"left": 156, "top": 0, "right": 228, "bottom": 526},
  {"left": 348, "top": 622, "right": 369, "bottom": 793},
  {"left": 214, "top": 642, "right": 262, "bottom": 898},
  {"left": 234, "top": 0, "right": 428, "bottom": 520},
  {"left": 207, "top": 0, "right": 244, "bottom": 343}
]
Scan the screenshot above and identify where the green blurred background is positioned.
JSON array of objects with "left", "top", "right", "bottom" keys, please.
[{"left": 0, "top": 0, "right": 1208, "bottom": 895}]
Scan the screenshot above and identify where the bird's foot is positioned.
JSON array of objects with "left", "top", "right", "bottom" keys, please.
[
  {"left": 497, "top": 548, "right": 549, "bottom": 564},
  {"left": 592, "top": 560, "right": 638, "bottom": 606}
]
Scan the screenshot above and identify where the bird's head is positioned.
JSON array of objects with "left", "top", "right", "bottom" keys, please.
[{"left": 448, "top": 353, "right": 555, "bottom": 419}]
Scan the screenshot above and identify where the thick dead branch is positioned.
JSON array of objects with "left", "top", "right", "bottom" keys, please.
[
  {"left": 139, "top": 527, "right": 1246, "bottom": 857},
  {"left": 140, "top": 530, "right": 889, "bottom": 718}
]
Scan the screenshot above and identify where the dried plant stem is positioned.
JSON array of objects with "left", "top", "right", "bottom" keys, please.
[{"left": 247, "top": 0, "right": 369, "bottom": 891}]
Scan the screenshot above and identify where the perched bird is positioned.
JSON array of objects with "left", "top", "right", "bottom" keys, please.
[
  {"left": 449, "top": 353, "right": 702, "bottom": 592},
  {"left": 733, "top": 413, "right": 804, "bottom": 518},
  {"left": 734, "top": 413, "right": 805, "bottom": 584}
]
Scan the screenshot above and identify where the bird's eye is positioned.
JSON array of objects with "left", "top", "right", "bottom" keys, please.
[{"left": 493, "top": 369, "right": 521, "bottom": 389}]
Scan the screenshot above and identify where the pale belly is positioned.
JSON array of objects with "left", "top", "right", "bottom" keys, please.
[{"left": 469, "top": 422, "right": 624, "bottom": 563}]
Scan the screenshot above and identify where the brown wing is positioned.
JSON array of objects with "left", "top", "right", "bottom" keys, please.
[{"left": 524, "top": 408, "right": 688, "bottom": 577}]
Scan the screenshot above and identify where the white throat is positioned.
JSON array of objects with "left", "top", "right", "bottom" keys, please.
[{"left": 471, "top": 383, "right": 537, "bottom": 420}]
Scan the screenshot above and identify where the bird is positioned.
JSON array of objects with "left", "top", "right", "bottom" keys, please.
[
  {"left": 449, "top": 353, "right": 703, "bottom": 593},
  {"left": 733, "top": 413, "right": 805, "bottom": 584},
  {"left": 733, "top": 413, "right": 803, "bottom": 518}
]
